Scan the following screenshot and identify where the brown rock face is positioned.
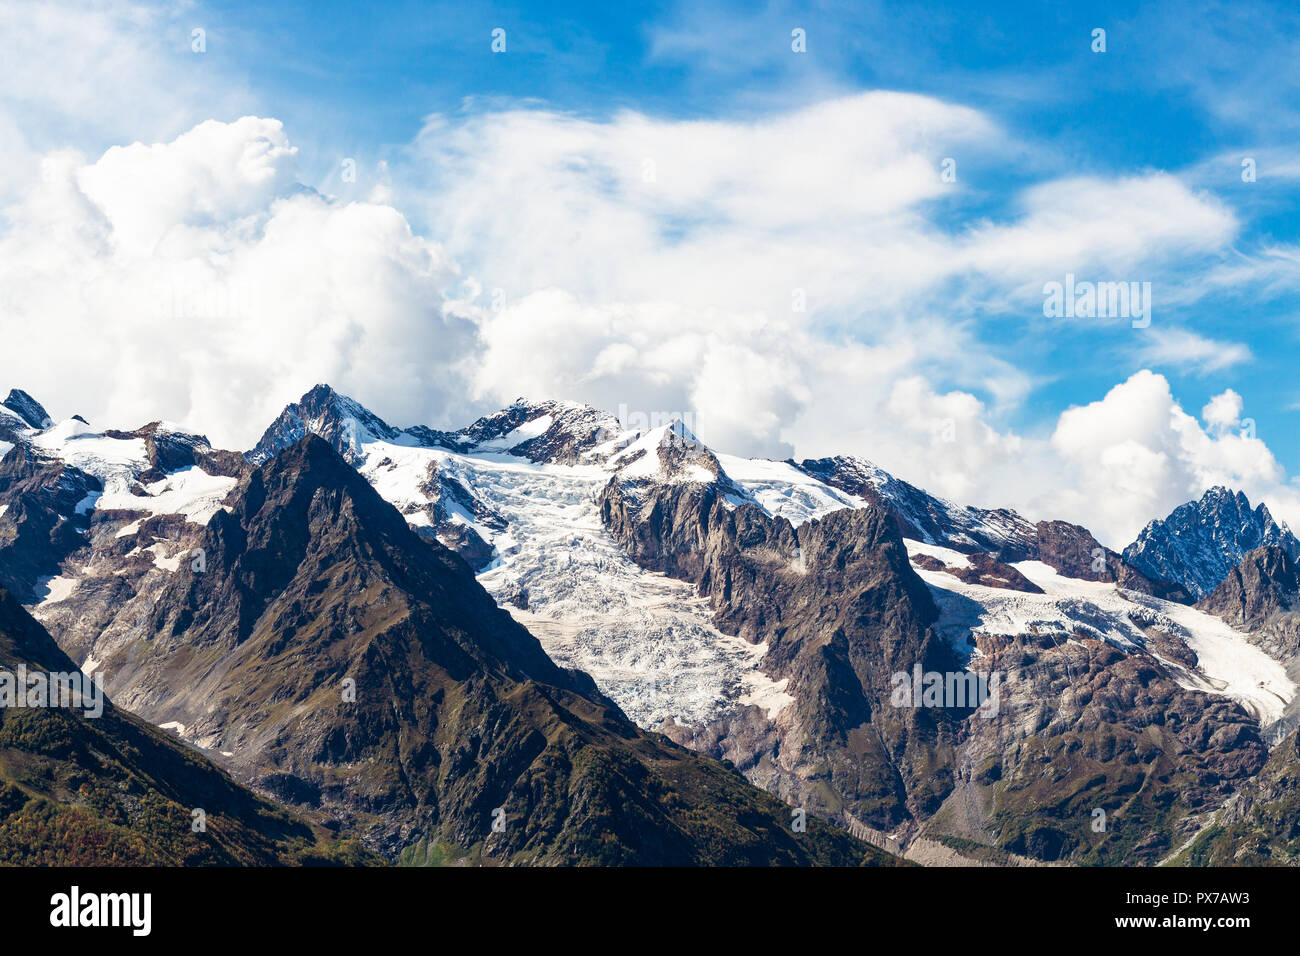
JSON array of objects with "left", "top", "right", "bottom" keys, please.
[
  {"left": 953, "top": 634, "right": 1266, "bottom": 864},
  {"left": 1186, "top": 725, "right": 1300, "bottom": 865},
  {"left": 601, "top": 476, "right": 966, "bottom": 832},
  {"left": 947, "top": 552, "right": 1044, "bottom": 593},
  {"left": 1033, "top": 519, "right": 1190, "bottom": 601},
  {"left": 1199, "top": 545, "right": 1300, "bottom": 631}
]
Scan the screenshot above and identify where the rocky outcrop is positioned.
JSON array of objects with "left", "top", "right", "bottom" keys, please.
[
  {"left": 944, "top": 552, "right": 1043, "bottom": 593},
  {"left": 948, "top": 634, "right": 1266, "bottom": 865},
  {"left": 1, "top": 389, "right": 52, "bottom": 430},
  {"left": 247, "top": 384, "right": 416, "bottom": 466},
  {"left": 599, "top": 468, "right": 1271, "bottom": 865},
  {"left": 412, "top": 398, "right": 626, "bottom": 465},
  {"left": 1033, "top": 520, "right": 1190, "bottom": 601},
  {"left": 1198, "top": 545, "right": 1300, "bottom": 632},
  {"left": 0, "top": 444, "right": 101, "bottom": 599},
  {"left": 104, "top": 422, "right": 249, "bottom": 484},
  {"left": 601, "top": 475, "right": 966, "bottom": 832},
  {"left": 1182, "top": 726, "right": 1300, "bottom": 865}
]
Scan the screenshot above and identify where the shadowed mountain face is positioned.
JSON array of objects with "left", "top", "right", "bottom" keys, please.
[
  {"left": 83, "top": 435, "right": 890, "bottom": 865},
  {"left": 0, "top": 444, "right": 101, "bottom": 600},
  {"left": 2, "top": 390, "right": 52, "bottom": 430},
  {"left": 1199, "top": 546, "right": 1300, "bottom": 632},
  {"left": 0, "top": 588, "right": 369, "bottom": 865}
]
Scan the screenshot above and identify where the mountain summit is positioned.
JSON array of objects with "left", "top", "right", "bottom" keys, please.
[
  {"left": 1124, "top": 486, "right": 1300, "bottom": 599},
  {"left": 1, "top": 389, "right": 52, "bottom": 430}
]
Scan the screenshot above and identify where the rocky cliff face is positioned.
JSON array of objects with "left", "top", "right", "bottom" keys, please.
[
  {"left": 66, "top": 435, "right": 889, "bottom": 865},
  {"left": 1199, "top": 545, "right": 1300, "bottom": 631},
  {"left": 1197, "top": 544, "right": 1300, "bottom": 743},
  {"left": 600, "top": 473, "right": 966, "bottom": 832},
  {"left": 1032, "top": 519, "right": 1190, "bottom": 601},
  {"left": 1182, "top": 726, "right": 1300, "bottom": 865},
  {"left": 0, "top": 444, "right": 100, "bottom": 600},
  {"left": 104, "top": 422, "right": 249, "bottom": 484},
  {"left": 1, "top": 389, "right": 52, "bottom": 431},
  {"left": 948, "top": 632, "right": 1266, "bottom": 864}
]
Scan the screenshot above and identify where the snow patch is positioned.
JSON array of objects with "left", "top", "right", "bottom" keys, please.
[
  {"left": 35, "top": 575, "right": 78, "bottom": 607},
  {"left": 97, "top": 466, "right": 236, "bottom": 525},
  {"left": 911, "top": 543, "right": 1296, "bottom": 725},
  {"left": 718, "top": 454, "right": 863, "bottom": 525}
]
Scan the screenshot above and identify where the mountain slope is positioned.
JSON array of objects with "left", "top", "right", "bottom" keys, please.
[
  {"left": 1199, "top": 545, "right": 1300, "bottom": 631},
  {"left": 0, "top": 442, "right": 104, "bottom": 600},
  {"left": 0, "top": 587, "right": 369, "bottom": 865},
  {"left": 10, "top": 383, "right": 1293, "bottom": 866},
  {"left": 798, "top": 455, "right": 1038, "bottom": 559},
  {"left": 600, "top": 466, "right": 968, "bottom": 833},
  {"left": 2, "top": 389, "right": 53, "bottom": 430},
  {"left": 73, "top": 434, "right": 891, "bottom": 865},
  {"left": 1181, "top": 726, "right": 1300, "bottom": 866}
]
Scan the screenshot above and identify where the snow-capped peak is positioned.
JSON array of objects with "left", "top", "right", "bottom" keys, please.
[
  {"left": 607, "top": 419, "right": 721, "bottom": 484},
  {"left": 1123, "top": 485, "right": 1300, "bottom": 599},
  {"left": 443, "top": 398, "right": 629, "bottom": 464},
  {"left": 2, "top": 388, "right": 54, "bottom": 430},
  {"left": 247, "top": 384, "right": 410, "bottom": 466}
]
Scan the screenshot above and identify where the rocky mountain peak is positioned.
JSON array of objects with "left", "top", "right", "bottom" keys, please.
[
  {"left": 1123, "top": 486, "right": 1300, "bottom": 599},
  {"left": 1, "top": 388, "right": 53, "bottom": 430},
  {"left": 1198, "top": 544, "right": 1300, "bottom": 629},
  {"left": 247, "top": 384, "right": 407, "bottom": 466},
  {"left": 798, "top": 455, "right": 1038, "bottom": 560},
  {"left": 434, "top": 398, "right": 626, "bottom": 464}
]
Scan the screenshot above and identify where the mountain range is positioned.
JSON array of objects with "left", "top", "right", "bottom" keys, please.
[{"left": 2, "top": 382, "right": 1299, "bottom": 866}]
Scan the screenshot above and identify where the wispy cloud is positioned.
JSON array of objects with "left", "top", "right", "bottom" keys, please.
[{"left": 1133, "top": 327, "right": 1253, "bottom": 374}]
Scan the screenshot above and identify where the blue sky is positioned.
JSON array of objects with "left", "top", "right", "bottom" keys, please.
[
  {"left": 0, "top": 0, "right": 1297, "bottom": 544},
  {"left": 203, "top": 0, "right": 1298, "bottom": 446}
]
